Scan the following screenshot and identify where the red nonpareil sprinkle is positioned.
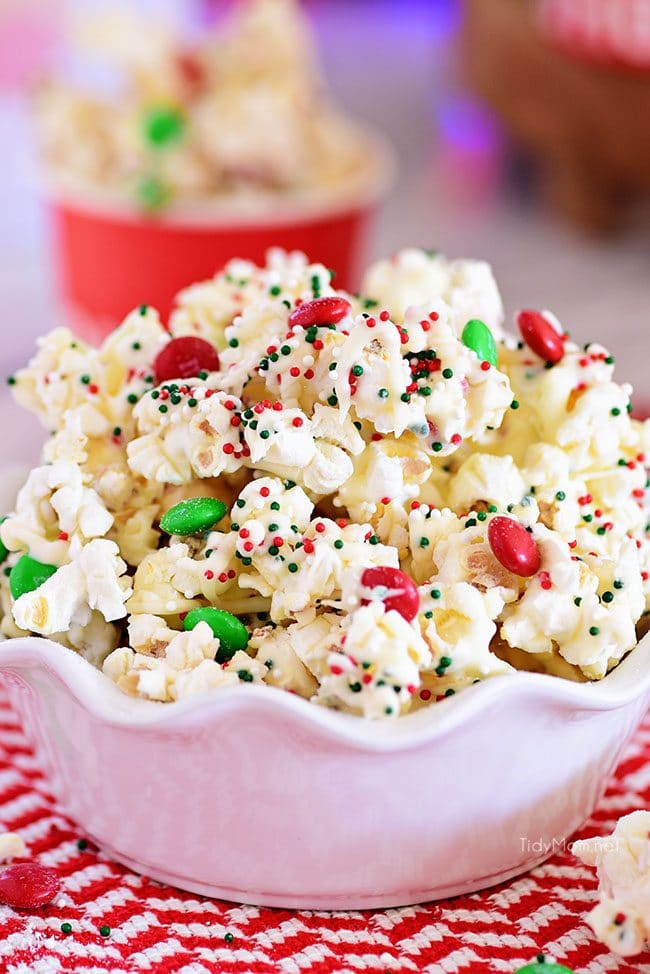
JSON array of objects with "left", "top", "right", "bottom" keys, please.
[
  {"left": 227, "top": 570, "right": 236, "bottom": 579},
  {"left": 292, "top": 417, "right": 303, "bottom": 427},
  {"left": 633, "top": 489, "right": 645, "bottom": 498},
  {"left": 243, "top": 541, "right": 254, "bottom": 552},
  {"left": 366, "top": 317, "right": 376, "bottom": 328},
  {"left": 614, "top": 913, "right": 627, "bottom": 926},
  {"left": 160, "top": 389, "right": 170, "bottom": 400},
  {"left": 371, "top": 432, "right": 383, "bottom": 442},
  {"left": 287, "top": 296, "right": 351, "bottom": 329},
  {"left": 429, "top": 311, "right": 439, "bottom": 321},
  {"left": 379, "top": 310, "right": 390, "bottom": 321},
  {"left": 205, "top": 389, "right": 214, "bottom": 398},
  {"left": 575, "top": 382, "right": 587, "bottom": 391},
  {"left": 260, "top": 486, "right": 270, "bottom": 497},
  {"left": 420, "top": 688, "right": 432, "bottom": 701},
  {"left": 362, "top": 673, "right": 373, "bottom": 684},
  {"left": 224, "top": 400, "right": 236, "bottom": 410},
  {"left": 204, "top": 570, "right": 214, "bottom": 579},
  {"left": 304, "top": 369, "right": 315, "bottom": 380},
  {"left": 450, "top": 433, "right": 462, "bottom": 445},
  {"left": 406, "top": 684, "right": 417, "bottom": 695},
  {"left": 222, "top": 443, "right": 234, "bottom": 455},
  {"left": 58, "top": 531, "right": 69, "bottom": 541},
  {"left": 154, "top": 337, "right": 220, "bottom": 383},
  {"left": 303, "top": 539, "right": 315, "bottom": 554},
  {"left": 315, "top": 523, "right": 326, "bottom": 533},
  {"left": 239, "top": 528, "right": 250, "bottom": 539},
  {"left": 578, "top": 494, "right": 593, "bottom": 506},
  {"left": 628, "top": 461, "right": 637, "bottom": 469},
  {"left": 380, "top": 497, "right": 391, "bottom": 505},
  {"left": 289, "top": 367, "right": 300, "bottom": 377},
  {"left": 336, "top": 519, "right": 348, "bottom": 528},
  {"left": 0, "top": 863, "right": 60, "bottom": 909},
  {"left": 637, "top": 453, "right": 646, "bottom": 462},
  {"left": 643, "top": 571, "right": 649, "bottom": 581},
  {"left": 539, "top": 571, "right": 552, "bottom": 590},
  {"left": 568, "top": 540, "right": 577, "bottom": 548},
  {"left": 218, "top": 572, "right": 228, "bottom": 583},
  {"left": 400, "top": 331, "right": 409, "bottom": 345},
  {"left": 420, "top": 321, "right": 431, "bottom": 332},
  {"left": 230, "top": 415, "right": 241, "bottom": 427},
  {"left": 579, "top": 357, "right": 589, "bottom": 368},
  {"left": 480, "top": 361, "right": 491, "bottom": 371},
  {"left": 330, "top": 664, "right": 344, "bottom": 675},
  {"left": 312, "top": 339, "right": 324, "bottom": 351},
  {"left": 411, "top": 501, "right": 421, "bottom": 510},
  {"left": 272, "top": 402, "right": 283, "bottom": 411},
  {"left": 266, "top": 346, "right": 277, "bottom": 355},
  {"left": 272, "top": 536, "right": 284, "bottom": 547},
  {"left": 88, "top": 383, "right": 99, "bottom": 394}
]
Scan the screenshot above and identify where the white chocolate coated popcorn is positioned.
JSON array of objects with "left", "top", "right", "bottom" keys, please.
[
  {"left": 574, "top": 811, "right": 650, "bottom": 957},
  {"left": 2, "top": 248, "right": 649, "bottom": 717}
]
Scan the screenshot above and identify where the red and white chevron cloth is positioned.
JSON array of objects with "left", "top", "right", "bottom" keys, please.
[{"left": 0, "top": 681, "right": 648, "bottom": 974}]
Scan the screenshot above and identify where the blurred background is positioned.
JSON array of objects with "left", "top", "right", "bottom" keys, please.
[{"left": 1, "top": 0, "right": 649, "bottom": 464}]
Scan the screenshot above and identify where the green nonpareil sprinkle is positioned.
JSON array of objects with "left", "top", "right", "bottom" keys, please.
[
  {"left": 127, "top": 393, "right": 138, "bottom": 404},
  {"left": 327, "top": 395, "right": 338, "bottom": 407},
  {"left": 432, "top": 441, "right": 442, "bottom": 451},
  {"left": 224, "top": 932, "right": 235, "bottom": 944},
  {"left": 419, "top": 537, "right": 429, "bottom": 547},
  {"left": 465, "top": 518, "right": 477, "bottom": 527},
  {"left": 6, "top": 376, "right": 15, "bottom": 385},
  {"left": 333, "top": 539, "right": 344, "bottom": 549},
  {"left": 288, "top": 563, "right": 298, "bottom": 573},
  {"left": 477, "top": 511, "right": 487, "bottom": 521},
  {"left": 442, "top": 368, "right": 453, "bottom": 379},
  {"left": 238, "top": 669, "right": 254, "bottom": 682},
  {"left": 510, "top": 399, "right": 519, "bottom": 410},
  {"left": 99, "top": 925, "right": 111, "bottom": 938},
  {"left": 611, "top": 407, "right": 621, "bottom": 416},
  {"left": 589, "top": 626, "right": 600, "bottom": 636},
  {"left": 269, "top": 285, "right": 281, "bottom": 296},
  {"left": 138, "top": 304, "right": 147, "bottom": 315},
  {"left": 555, "top": 491, "right": 566, "bottom": 501},
  {"left": 430, "top": 589, "right": 441, "bottom": 599},
  {"left": 602, "top": 591, "right": 614, "bottom": 603},
  {"left": 187, "top": 398, "right": 197, "bottom": 407},
  {"left": 260, "top": 429, "right": 270, "bottom": 439},
  {"left": 352, "top": 365, "right": 364, "bottom": 377},
  {"left": 487, "top": 504, "right": 497, "bottom": 513},
  {"left": 229, "top": 338, "right": 239, "bottom": 348},
  {"left": 80, "top": 374, "right": 90, "bottom": 385},
  {"left": 613, "top": 579, "right": 624, "bottom": 589}
]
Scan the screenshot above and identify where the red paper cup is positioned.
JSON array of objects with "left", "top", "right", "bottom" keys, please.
[{"left": 46, "top": 135, "right": 395, "bottom": 345}]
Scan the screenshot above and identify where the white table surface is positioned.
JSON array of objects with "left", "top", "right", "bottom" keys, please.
[{"left": 0, "top": 0, "right": 649, "bottom": 468}]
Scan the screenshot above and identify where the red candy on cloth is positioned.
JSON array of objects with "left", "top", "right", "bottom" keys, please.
[
  {"left": 360, "top": 565, "right": 420, "bottom": 621},
  {"left": 288, "top": 296, "right": 351, "bottom": 329},
  {"left": 0, "top": 680, "right": 649, "bottom": 972},
  {"left": 0, "top": 862, "right": 59, "bottom": 909},
  {"left": 154, "top": 336, "right": 220, "bottom": 383},
  {"left": 488, "top": 515, "right": 542, "bottom": 577},
  {"left": 517, "top": 309, "right": 565, "bottom": 364}
]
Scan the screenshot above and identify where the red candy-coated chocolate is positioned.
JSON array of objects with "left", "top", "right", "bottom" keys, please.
[
  {"left": 517, "top": 309, "right": 565, "bottom": 365},
  {"left": 154, "top": 337, "right": 220, "bottom": 384},
  {"left": 0, "top": 862, "right": 60, "bottom": 909},
  {"left": 360, "top": 566, "right": 420, "bottom": 622},
  {"left": 487, "top": 516, "right": 541, "bottom": 577},
  {"left": 288, "top": 297, "right": 351, "bottom": 329}
]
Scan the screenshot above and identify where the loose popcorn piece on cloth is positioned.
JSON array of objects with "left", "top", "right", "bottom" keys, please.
[
  {"left": 0, "top": 833, "right": 26, "bottom": 863},
  {"left": 2, "top": 246, "right": 650, "bottom": 718},
  {"left": 574, "top": 810, "right": 650, "bottom": 957}
]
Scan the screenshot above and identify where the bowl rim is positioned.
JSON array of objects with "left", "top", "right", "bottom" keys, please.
[
  {"left": 1, "top": 631, "right": 650, "bottom": 753},
  {"left": 40, "top": 123, "right": 397, "bottom": 229}
]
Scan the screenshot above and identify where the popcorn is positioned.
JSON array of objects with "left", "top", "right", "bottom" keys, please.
[
  {"left": 316, "top": 602, "right": 431, "bottom": 718},
  {"left": 12, "top": 540, "right": 131, "bottom": 636},
  {"left": 1, "top": 460, "right": 113, "bottom": 566},
  {"left": 3, "top": 247, "right": 649, "bottom": 719},
  {"left": 361, "top": 249, "right": 505, "bottom": 339},
  {"left": 37, "top": 1, "right": 375, "bottom": 211},
  {"left": 574, "top": 811, "right": 650, "bottom": 957}
]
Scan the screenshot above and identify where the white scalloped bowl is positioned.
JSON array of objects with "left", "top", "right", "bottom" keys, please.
[{"left": 1, "top": 633, "right": 649, "bottom": 909}]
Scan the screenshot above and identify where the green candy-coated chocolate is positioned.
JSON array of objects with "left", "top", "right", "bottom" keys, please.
[
  {"left": 142, "top": 106, "right": 185, "bottom": 147},
  {"left": 0, "top": 518, "right": 8, "bottom": 564},
  {"left": 159, "top": 498, "right": 227, "bottom": 537},
  {"left": 514, "top": 960, "right": 574, "bottom": 974},
  {"left": 462, "top": 318, "right": 498, "bottom": 367},
  {"left": 136, "top": 175, "right": 170, "bottom": 212},
  {"left": 183, "top": 607, "right": 249, "bottom": 662},
  {"left": 9, "top": 555, "right": 57, "bottom": 600}
]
